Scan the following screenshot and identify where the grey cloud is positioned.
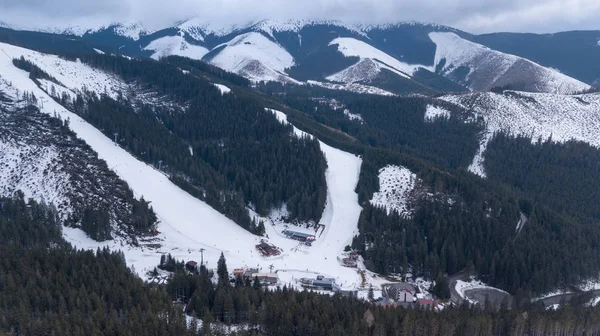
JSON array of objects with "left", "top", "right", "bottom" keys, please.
[{"left": 1, "top": 0, "right": 599, "bottom": 33}]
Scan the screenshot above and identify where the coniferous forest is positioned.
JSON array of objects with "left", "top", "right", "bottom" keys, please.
[
  {"left": 4, "top": 196, "right": 600, "bottom": 336},
  {"left": 6, "top": 43, "right": 600, "bottom": 334},
  {"left": 41, "top": 54, "right": 328, "bottom": 232}
]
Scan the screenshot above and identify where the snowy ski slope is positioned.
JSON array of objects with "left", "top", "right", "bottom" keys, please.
[{"left": 0, "top": 43, "right": 367, "bottom": 290}]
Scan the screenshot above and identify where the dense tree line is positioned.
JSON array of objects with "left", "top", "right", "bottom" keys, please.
[
  {"left": 351, "top": 149, "right": 600, "bottom": 295},
  {"left": 6, "top": 195, "right": 600, "bottom": 335},
  {"left": 164, "top": 56, "right": 251, "bottom": 87},
  {"left": 279, "top": 94, "right": 482, "bottom": 170},
  {"left": 49, "top": 54, "right": 327, "bottom": 231},
  {"left": 0, "top": 195, "right": 192, "bottom": 336},
  {"left": 12, "top": 56, "right": 60, "bottom": 85},
  {"left": 161, "top": 251, "right": 600, "bottom": 335},
  {"left": 485, "top": 132, "right": 600, "bottom": 223}
]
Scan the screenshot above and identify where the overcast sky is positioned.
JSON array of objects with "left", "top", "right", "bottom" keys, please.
[{"left": 2, "top": 0, "right": 600, "bottom": 34}]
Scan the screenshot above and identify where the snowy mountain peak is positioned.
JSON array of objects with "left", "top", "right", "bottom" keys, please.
[
  {"left": 111, "top": 22, "right": 150, "bottom": 40},
  {"left": 176, "top": 17, "right": 253, "bottom": 38},
  {"left": 429, "top": 32, "right": 590, "bottom": 94},
  {"left": 251, "top": 19, "right": 368, "bottom": 38}
]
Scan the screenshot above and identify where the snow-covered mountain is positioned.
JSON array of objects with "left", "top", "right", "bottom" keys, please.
[
  {"left": 144, "top": 35, "right": 209, "bottom": 60},
  {"left": 5, "top": 18, "right": 594, "bottom": 95},
  {"left": 429, "top": 32, "right": 590, "bottom": 94},
  {"left": 207, "top": 32, "right": 298, "bottom": 83},
  {"left": 439, "top": 90, "right": 600, "bottom": 176},
  {"left": 326, "top": 37, "right": 424, "bottom": 83}
]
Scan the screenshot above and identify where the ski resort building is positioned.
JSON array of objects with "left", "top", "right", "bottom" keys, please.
[
  {"left": 282, "top": 229, "right": 316, "bottom": 242},
  {"left": 389, "top": 283, "right": 417, "bottom": 303},
  {"left": 251, "top": 273, "right": 279, "bottom": 285},
  {"left": 301, "top": 275, "right": 341, "bottom": 292},
  {"left": 256, "top": 241, "right": 281, "bottom": 257}
]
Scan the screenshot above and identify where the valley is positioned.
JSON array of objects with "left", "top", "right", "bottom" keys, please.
[{"left": 2, "top": 15, "right": 600, "bottom": 334}]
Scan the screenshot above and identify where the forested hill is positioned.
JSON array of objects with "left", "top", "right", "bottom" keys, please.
[
  {"left": 24, "top": 52, "right": 329, "bottom": 232},
  {"left": 269, "top": 88, "right": 600, "bottom": 296}
]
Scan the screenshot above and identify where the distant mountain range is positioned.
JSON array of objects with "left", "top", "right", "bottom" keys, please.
[{"left": 1, "top": 19, "right": 599, "bottom": 95}]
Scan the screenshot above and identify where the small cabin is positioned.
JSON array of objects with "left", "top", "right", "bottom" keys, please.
[{"left": 185, "top": 261, "right": 198, "bottom": 272}]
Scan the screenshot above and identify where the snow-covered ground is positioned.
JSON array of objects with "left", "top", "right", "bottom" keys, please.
[
  {"left": 532, "top": 289, "right": 574, "bottom": 302},
  {"left": 589, "top": 296, "right": 600, "bottom": 307},
  {"left": 210, "top": 32, "right": 297, "bottom": 83},
  {"left": 0, "top": 43, "right": 370, "bottom": 293},
  {"left": 0, "top": 139, "right": 70, "bottom": 218},
  {"left": 424, "top": 105, "right": 451, "bottom": 121},
  {"left": 455, "top": 278, "right": 509, "bottom": 305},
  {"left": 429, "top": 32, "right": 590, "bottom": 95},
  {"left": 307, "top": 80, "right": 395, "bottom": 96},
  {"left": 0, "top": 42, "right": 126, "bottom": 100},
  {"left": 144, "top": 36, "right": 209, "bottom": 61},
  {"left": 328, "top": 37, "right": 426, "bottom": 81},
  {"left": 212, "top": 83, "right": 231, "bottom": 94},
  {"left": 371, "top": 165, "right": 418, "bottom": 217},
  {"left": 441, "top": 91, "right": 600, "bottom": 177},
  {"left": 578, "top": 279, "right": 600, "bottom": 292},
  {"left": 343, "top": 109, "right": 363, "bottom": 122}
]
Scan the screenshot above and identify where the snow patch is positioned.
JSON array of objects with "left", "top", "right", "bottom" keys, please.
[
  {"left": 343, "top": 109, "right": 363, "bottom": 122},
  {"left": 93, "top": 48, "right": 105, "bottom": 55},
  {"left": 589, "top": 296, "right": 600, "bottom": 307},
  {"left": 371, "top": 165, "right": 418, "bottom": 217},
  {"left": 424, "top": 105, "right": 451, "bottom": 121},
  {"left": 307, "top": 80, "right": 396, "bottom": 96},
  {"left": 212, "top": 83, "right": 231, "bottom": 94}
]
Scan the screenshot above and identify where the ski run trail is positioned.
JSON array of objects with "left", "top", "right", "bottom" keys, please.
[{"left": 0, "top": 42, "right": 370, "bottom": 292}]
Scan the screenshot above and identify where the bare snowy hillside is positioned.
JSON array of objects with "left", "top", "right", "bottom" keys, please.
[
  {"left": 144, "top": 36, "right": 209, "bottom": 60},
  {"left": 429, "top": 32, "right": 590, "bottom": 94},
  {"left": 440, "top": 91, "right": 600, "bottom": 176},
  {"left": 209, "top": 32, "right": 298, "bottom": 83},
  {"left": 0, "top": 89, "right": 151, "bottom": 241},
  {"left": 327, "top": 37, "right": 427, "bottom": 84}
]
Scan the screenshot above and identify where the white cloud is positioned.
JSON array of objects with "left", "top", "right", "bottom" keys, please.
[{"left": 1, "top": 0, "right": 600, "bottom": 33}]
